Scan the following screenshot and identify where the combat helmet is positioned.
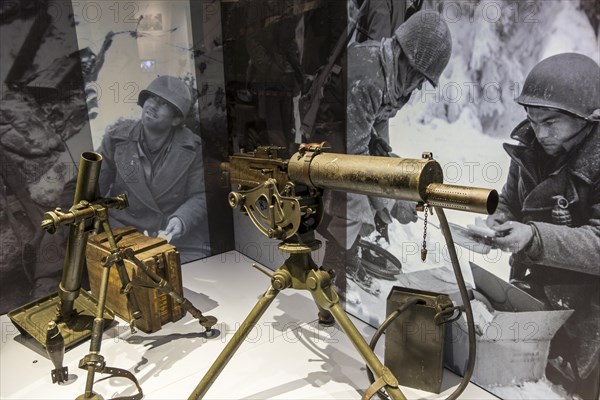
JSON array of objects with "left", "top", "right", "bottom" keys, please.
[
  {"left": 138, "top": 76, "right": 192, "bottom": 118},
  {"left": 517, "top": 53, "right": 600, "bottom": 121},
  {"left": 394, "top": 10, "right": 452, "bottom": 87}
]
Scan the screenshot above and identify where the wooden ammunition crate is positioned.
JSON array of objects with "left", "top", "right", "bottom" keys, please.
[{"left": 85, "top": 226, "right": 185, "bottom": 333}]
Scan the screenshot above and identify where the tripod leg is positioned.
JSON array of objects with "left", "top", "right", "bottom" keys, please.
[
  {"left": 316, "top": 304, "right": 335, "bottom": 326},
  {"left": 309, "top": 270, "right": 407, "bottom": 400},
  {"left": 78, "top": 256, "right": 112, "bottom": 399},
  {"left": 77, "top": 256, "right": 144, "bottom": 400},
  {"left": 123, "top": 250, "right": 217, "bottom": 332},
  {"left": 328, "top": 303, "right": 406, "bottom": 400},
  {"left": 189, "top": 285, "right": 281, "bottom": 400},
  {"left": 113, "top": 258, "right": 143, "bottom": 325},
  {"left": 102, "top": 222, "right": 143, "bottom": 328}
]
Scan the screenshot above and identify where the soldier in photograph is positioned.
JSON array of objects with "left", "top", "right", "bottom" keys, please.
[
  {"left": 322, "top": 11, "right": 452, "bottom": 296},
  {"left": 486, "top": 53, "right": 600, "bottom": 398},
  {"left": 97, "top": 76, "right": 208, "bottom": 263},
  {"left": 353, "top": 0, "right": 409, "bottom": 173}
]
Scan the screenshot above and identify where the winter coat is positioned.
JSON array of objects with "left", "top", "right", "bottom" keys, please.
[
  {"left": 331, "top": 37, "right": 410, "bottom": 239},
  {"left": 97, "top": 119, "right": 209, "bottom": 262},
  {"left": 495, "top": 119, "right": 600, "bottom": 379}
]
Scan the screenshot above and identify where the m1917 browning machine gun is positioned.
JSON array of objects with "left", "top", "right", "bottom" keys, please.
[{"left": 189, "top": 143, "right": 499, "bottom": 400}]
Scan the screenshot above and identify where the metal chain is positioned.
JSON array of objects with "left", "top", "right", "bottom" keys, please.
[{"left": 421, "top": 204, "right": 429, "bottom": 262}]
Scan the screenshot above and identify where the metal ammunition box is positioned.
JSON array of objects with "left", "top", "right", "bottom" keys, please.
[
  {"left": 85, "top": 226, "right": 185, "bottom": 333},
  {"left": 385, "top": 287, "right": 453, "bottom": 394}
]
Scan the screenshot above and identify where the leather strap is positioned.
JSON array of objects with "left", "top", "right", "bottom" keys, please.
[{"left": 95, "top": 365, "right": 144, "bottom": 400}]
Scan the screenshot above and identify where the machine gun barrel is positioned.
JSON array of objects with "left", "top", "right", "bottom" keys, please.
[
  {"left": 424, "top": 183, "right": 497, "bottom": 215},
  {"left": 287, "top": 151, "right": 497, "bottom": 215}
]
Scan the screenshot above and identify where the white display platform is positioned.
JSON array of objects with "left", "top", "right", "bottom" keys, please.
[{"left": 1, "top": 251, "right": 498, "bottom": 399}]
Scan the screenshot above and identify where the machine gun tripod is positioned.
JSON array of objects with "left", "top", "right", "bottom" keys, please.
[{"left": 189, "top": 144, "right": 499, "bottom": 399}]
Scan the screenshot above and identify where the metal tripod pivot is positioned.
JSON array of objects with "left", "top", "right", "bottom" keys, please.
[{"left": 189, "top": 232, "right": 406, "bottom": 400}]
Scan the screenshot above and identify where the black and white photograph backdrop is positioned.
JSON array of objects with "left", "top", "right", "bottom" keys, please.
[
  {"left": 1, "top": 0, "right": 598, "bottom": 399},
  {"left": 344, "top": 1, "right": 599, "bottom": 399},
  {"left": 0, "top": 0, "right": 93, "bottom": 313},
  {"left": 189, "top": 0, "right": 234, "bottom": 257},
  {"left": 223, "top": 2, "right": 600, "bottom": 397},
  {"left": 71, "top": 0, "right": 216, "bottom": 263},
  {"left": 221, "top": 0, "right": 349, "bottom": 275}
]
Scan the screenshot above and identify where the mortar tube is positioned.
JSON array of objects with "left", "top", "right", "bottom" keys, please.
[{"left": 58, "top": 152, "right": 103, "bottom": 319}]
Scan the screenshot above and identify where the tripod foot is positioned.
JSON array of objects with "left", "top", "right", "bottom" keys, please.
[
  {"left": 197, "top": 315, "right": 219, "bottom": 338},
  {"left": 318, "top": 310, "right": 335, "bottom": 326},
  {"left": 75, "top": 392, "right": 103, "bottom": 400}
]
